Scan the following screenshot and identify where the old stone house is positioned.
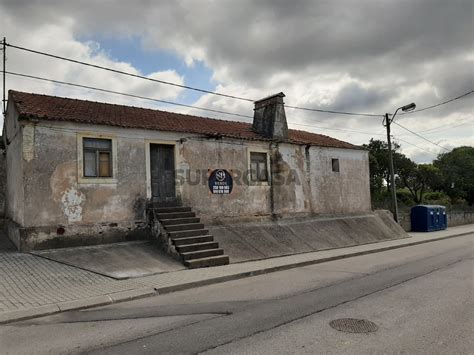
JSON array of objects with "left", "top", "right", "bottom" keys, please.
[{"left": 3, "top": 90, "right": 376, "bottom": 267}]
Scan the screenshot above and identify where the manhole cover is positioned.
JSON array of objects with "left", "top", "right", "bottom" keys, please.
[{"left": 329, "top": 318, "right": 378, "bottom": 333}]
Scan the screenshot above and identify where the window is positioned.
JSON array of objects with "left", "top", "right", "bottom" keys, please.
[
  {"left": 332, "top": 158, "right": 340, "bottom": 172},
  {"left": 83, "top": 138, "right": 113, "bottom": 177},
  {"left": 250, "top": 152, "right": 268, "bottom": 182}
]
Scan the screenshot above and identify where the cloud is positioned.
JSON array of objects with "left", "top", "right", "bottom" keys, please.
[
  {"left": 1, "top": 2, "right": 185, "bottom": 107},
  {"left": 1, "top": 0, "right": 473, "bottom": 162}
]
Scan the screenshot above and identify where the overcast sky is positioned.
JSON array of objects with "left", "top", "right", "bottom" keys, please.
[{"left": 1, "top": 0, "right": 473, "bottom": 162}]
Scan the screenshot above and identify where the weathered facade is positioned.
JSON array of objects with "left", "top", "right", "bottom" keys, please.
[{"left": 4, "top": 90, "right": 371, "bottom": 251}]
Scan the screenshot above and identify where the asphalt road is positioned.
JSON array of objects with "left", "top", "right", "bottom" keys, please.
[{"left": 1, "top": 234, "right": 472, "bottom": 354}]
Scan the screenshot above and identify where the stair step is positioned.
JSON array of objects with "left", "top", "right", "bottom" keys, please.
[
  {"left": 184, "top": 255, "right": 230, "bottom": 269},
  {"left": 156, "top": 211, "right": 196, "bottom": 219},
  {"left": 161, "top": 217, "right": 200, "bottom": 226},
  {"left": 150, "top": 206, "right": 192, "bottom": 213},
  {"left": 165, "top": 223, "right": 205, "bottom": 232},
  {"left": 176, "top": 241, "right": 219, "bottom": 253},
  {"left": 168, "top": 229, "right": 209, "bottom": 238},
  {"left": 181, "top": 248, "right": 224, "bottom": 261},
  {"left": 172, "top": 235, "right": 214, "bottom": 246}
]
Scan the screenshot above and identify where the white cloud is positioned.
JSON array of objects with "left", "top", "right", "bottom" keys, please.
[{"left": 1, "top": 0, "right": 473, "bottom": 163}]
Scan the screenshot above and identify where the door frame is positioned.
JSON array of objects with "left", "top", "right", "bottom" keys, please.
[{"left": 145, "top": 140, "right": 178, "bottom": 200}]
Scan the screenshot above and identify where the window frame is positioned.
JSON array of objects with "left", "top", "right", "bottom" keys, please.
[
  {"left": 77, "top": 133, "right": 118, "bottom": 184},
  {"left": 331, "top": 158, "right": 340, "bottom": 173},
  {"left": 83, "top": 138, "right": 113, "bottom": 178},
  {"left": 247, "top": 148, "right": 271, "bottom": 186}
]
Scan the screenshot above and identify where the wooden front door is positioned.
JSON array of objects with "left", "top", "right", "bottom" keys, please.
[{"left": 150, "top": 144, "right": 176, "bottom": 204}]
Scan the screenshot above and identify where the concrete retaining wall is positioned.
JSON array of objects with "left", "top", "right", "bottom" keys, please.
[{"left": 209, "top": 210, "right": 409, "bottom": 263}]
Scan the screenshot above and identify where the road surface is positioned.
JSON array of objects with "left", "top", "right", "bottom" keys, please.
[{"left": 1, "top": 234, "right": 472, "bottom": 354}]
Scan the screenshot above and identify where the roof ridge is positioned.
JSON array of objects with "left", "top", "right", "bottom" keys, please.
[
  {"left": 287, "top": 127, "right": 358, "bottom": 143},
  {"left": 9, "top": 90, "right": 253, "bottom": 127},
  {"left": 8, "top": 90, "right": 360, "bottom": 150}
]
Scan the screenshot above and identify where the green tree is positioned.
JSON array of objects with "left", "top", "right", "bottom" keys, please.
[
  {"left": 434, "top": 146, "right": 474, "bottom": 205},
  {"left": 362, "top": 139, "right": 401, "bottom": 195},
  {"left": 398, "top": 163, "right": 442, "bottom": 204}
]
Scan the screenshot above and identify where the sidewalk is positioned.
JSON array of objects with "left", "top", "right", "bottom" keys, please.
[{"left": 1, "top": 224, "right": 472, "bottom": 324}]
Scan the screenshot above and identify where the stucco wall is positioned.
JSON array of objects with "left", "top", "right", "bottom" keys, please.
[
  {"left": 5, "top": 118, "right": 371, "bottom": 249},
  {"left": 309, "top": 146, "right": 371, "bottom": 215},
  {"left": 177, "top": 139, "right": 272, "bottom": 219},
  {"left": 22, "top": 124, "right": 148, "bottom": 228},
  {"left": 0, "top": 151, "right": 5, "bottom": 217},
  {"left": 5, "top": 103, "right": 24, "bottom": 225}
]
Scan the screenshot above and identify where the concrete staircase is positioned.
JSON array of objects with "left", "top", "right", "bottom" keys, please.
[{"left": 150, "top": 206, "right": 229, "bottom": 268}]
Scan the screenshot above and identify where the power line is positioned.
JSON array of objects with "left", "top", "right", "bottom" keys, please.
[
  {"left": 399, "top": 90, "right": 474, "bottom": 116},
  {"left": 7, "top": 70, "right": 388, "bottom": 138},
  {"left": 288, "top": 121, "right": 386, "bottom": 136},
  {"left": 6, "top": 41, "right": 474, "bottom": 120},
  {"left": 6, "top": 71, "right": 254, "bottom": 121},
  {"left": 5, "top": 41, "right": 383, "bottom": 117},
  {"left": 5, "top": 70, "right": 464, "bottom": 154},
  {"left": 392, "top": 135, "right": 438, "bottom": 155},
  {"left": 392, "top": 121, "right": 450, "bottom": 151},
  {"left": 9, "top": 70, "right": 389, "bottom": 138},
  {"left": 419, "top": 118, "right": 473, "bottom": 134},
  {"left": 285, "top": 104, "right": 381, "bottom": 117},
  {"left": 5, "top": 42, "right": 255, "bottom": 103},
  {"left": 7, "top": 41, "right": 473, "bottom": 119}
]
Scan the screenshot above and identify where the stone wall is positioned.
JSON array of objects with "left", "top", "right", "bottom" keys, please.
[{"left": 399, "top": 210, "right": 474, "bottom": 231}]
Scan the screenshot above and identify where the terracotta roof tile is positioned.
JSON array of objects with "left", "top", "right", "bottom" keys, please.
[{"left": 9, "top": 90, "right": 360, "bottom": 150}]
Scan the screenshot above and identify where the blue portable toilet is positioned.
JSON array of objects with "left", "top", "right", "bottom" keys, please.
[{"left": 410, "top": 205, "right": 447, "bottom": 232}]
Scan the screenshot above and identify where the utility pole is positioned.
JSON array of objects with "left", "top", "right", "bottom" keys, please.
[
  {"left": 2, "top": 37, "right": 5, "bottom": 115},
  {"left": 384, "top": 113, "right": 399, "bottom": 222},
  {"left": 383, "top": 102, "right": 416, "bottom": 223}
]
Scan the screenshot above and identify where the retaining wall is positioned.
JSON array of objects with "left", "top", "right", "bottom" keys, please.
[
  {"left": 398, "top": 210, "right": 474, "bottom": 231},
  {"left": 209, "top": 210, "right": 409, "bottom": 263}
]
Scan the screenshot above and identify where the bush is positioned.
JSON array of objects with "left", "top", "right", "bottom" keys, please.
[
  {"left": 423, "top": 191, "right": 451, "bottom": 206},
  {"left": 396, "top": 189, "right": 415, "bottom": 206}
]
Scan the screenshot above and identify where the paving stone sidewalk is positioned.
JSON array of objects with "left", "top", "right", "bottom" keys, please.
[{"left": 0, "top": 224, "right": 472, "bottom": 323}]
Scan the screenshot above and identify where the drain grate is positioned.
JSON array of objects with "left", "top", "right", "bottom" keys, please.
[{"left": 329, "top": 318, "right": 378, "bottom": 333}]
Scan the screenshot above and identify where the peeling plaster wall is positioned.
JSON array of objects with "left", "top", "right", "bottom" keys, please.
[
  {"left": 308, "top": 146, "right": 371, "bottom": 215},
  {"left": 7, "top": 119, "right": 371, "bottom": 249},
  {"left": 5, "top": 104, "right": 25, "bottom": 226},
  {"left": 271, "top": 143, "right": 310, "bottom": 216},
  {"left": 177, "top": 139, "right": 272, "bottom": 220},
  {"left": 22, "top": 124, "right": 149, "bottom": 228},
  {"left": 0, "top": 152, "right": 6, "bottom": 216}
]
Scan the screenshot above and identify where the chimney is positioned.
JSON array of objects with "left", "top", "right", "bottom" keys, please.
[{"left": 252, "top": 92, "right": 288, "bottom": 140}]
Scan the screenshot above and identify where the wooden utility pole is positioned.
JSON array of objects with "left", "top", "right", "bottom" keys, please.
[
  {"left": 384, "top": 113, "right": 399, "bottom": 223},
  {"left": 2, "top": 37, "right": 5, "bottom": 115}
]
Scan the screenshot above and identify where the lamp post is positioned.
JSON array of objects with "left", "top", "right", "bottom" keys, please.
[{"left": 384, "top": 102, "right": 416, "bottom": 223}]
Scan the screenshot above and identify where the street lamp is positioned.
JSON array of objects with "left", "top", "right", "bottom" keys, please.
[{"left": 384, "top": 102, "right": 416, "bottom": 223}]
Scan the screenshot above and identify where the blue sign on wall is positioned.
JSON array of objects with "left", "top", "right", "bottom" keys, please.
[{"left": 208, "top": 169, "right": 233, "bottom": 194}]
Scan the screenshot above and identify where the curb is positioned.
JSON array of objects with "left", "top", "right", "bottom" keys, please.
[
  {"left": 0, "top": 287, "right": 156, "bottom": 325},
  {"left": 154, "top": 232, "right": 472, "bottom": 294},
  {"left": 1, "top": 231, "right": 471, "bottom": 324},
  {"left": 0, "top": 304, "right": 60, "bottom": 324}
]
